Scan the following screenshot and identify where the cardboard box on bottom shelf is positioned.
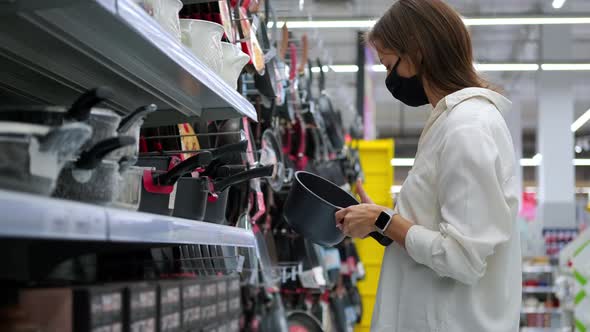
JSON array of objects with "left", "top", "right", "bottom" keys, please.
[
  {"left": 181, "top": 279, "right": 202, "bottom": 330},
  {"left": 157, "top": 281, "right": 181, "bottom": 332},
  {"left": 19, "top": 285, "right": 123, "bottom": 332},
  {"left": 124, "top": 283, "right": 157, "bottom": 332}
]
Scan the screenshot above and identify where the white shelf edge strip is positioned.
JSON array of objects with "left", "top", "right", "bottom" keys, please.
[
  {"left": 0, "top": 190, "right": 108, "bottom": 241},
  {"left": 107, "top": 209, "right": 257, "bottom": 247},
  {"left": 0, "top": 189, "right": 256, "bottom": 248}
]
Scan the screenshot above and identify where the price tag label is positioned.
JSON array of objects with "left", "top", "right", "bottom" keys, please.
[
  {"left": 299, "top": 270, "right": 320, "bottom": 289},
  {"left": 168, "top": 183, "right": 178, "bottom": 210},
  {"left": 236, "top": 255, "right": 245, "bottom": 273}
]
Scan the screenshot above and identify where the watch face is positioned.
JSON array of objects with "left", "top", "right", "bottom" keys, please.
[{"left": 375, "top": 211, "right": 391, "bottom": 231}]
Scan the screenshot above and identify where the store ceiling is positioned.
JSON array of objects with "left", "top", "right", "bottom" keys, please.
[{"left": 273, "top": 0, "right": 590, "bottom": 156}]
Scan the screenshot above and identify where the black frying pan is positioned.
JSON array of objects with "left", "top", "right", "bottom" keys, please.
[{"left": 283, "top": 171, "right": 393, "bottom": 247}]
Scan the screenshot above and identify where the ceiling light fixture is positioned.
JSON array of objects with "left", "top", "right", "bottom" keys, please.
[
  {"left": 323, "top": 63, "right": 590, "bottom": 74},
  {"left": 370, "top": 63, "right": 540, "bottom": 72},
  {"left": 330, "top": 65, "right": 359, "bottom": 73},
  {"left": 311, "top": 66, "right": 330, "bottom": 73},
  {"left": 269, "top": 16, "right": 590, "bottom": 29},
  {"left": 463, "top": 16, "right": 590, "bottom": 25},
  {"left": 541, "top": 63, "right": 590, "bottom": 71},
  {"left": 571, "top": 108, "right": 590, "bottom": 132},
  {"left": 552, "top": 0, "right": 567, "bottom": 9},
  {"left": 391, "top": 155, "right": 590, "bottom": 167},
  {"left": 474, "top": 63, "right": 539, "bottom": 71}
]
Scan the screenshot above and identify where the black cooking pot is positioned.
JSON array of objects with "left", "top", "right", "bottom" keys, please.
[
  {"left": 171, "top": 177, "right": 209, "bottom": 221},
  {"left": 137, "top": 151, "right": 213, "bottom": 215},
  {"left": 203, "top": 165, "right": 274, "bottom": 224},
  {"left": 283, "top": 171, "right": 393, "bottom": 247},
  {"left": 286, "top": 311, "right": 323, "bottom": 332}
]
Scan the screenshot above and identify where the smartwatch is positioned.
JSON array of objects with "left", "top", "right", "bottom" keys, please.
[{"left": 374, "top": 209, "right": 395, "bottom": 235}]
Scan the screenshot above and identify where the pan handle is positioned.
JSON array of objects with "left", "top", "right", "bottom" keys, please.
[
  {"left": 208, "top": 139, "right": 248, "bottom": 159},
  {"left": 154, "top": 151, "right": 213, "bottom": 186},
  {"left": 316, "top": 58, "right": 326, "bottom": 93},
  {"left": 66, "top": 87, "right": 114, "bottom": 121},
  {"left": 213, "top": 165, "right": 273, "bottom": 193},
  {"left": 118, "top": 104, "right": 157, "bottom": 133},
  {"left": 76, "top": 136, "right": 136, "bottom": 169}
]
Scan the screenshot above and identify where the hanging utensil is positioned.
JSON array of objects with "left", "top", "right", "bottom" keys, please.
[{"left": 237, "top": 0, "right": 265, "bottom": 74}]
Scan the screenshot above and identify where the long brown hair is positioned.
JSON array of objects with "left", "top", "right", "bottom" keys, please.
[{"left": 368, "top": 0, "right": 491, "bottom": 95}]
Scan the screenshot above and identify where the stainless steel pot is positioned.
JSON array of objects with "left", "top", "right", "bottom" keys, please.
[
  {"left": 109, "top": 104, "right": 157, "bottom": 170},
  {"left": 0, "top": 121, "right": 92, "bottom": 195},
  {"left": 54, "top": 136, "right": 136, "bottom": 204},
  {"left": 112, "top": 165, "right": 147, "bottom": 210}
]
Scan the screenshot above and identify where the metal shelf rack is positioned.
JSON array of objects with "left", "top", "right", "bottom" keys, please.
[{"left": 0, "top": 0, "right": 256, "bottom": 122}]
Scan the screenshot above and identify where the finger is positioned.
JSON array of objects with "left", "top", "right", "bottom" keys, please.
[
  {"left": 335, "top": 208, "right": 349, "bottom": 223},
  {"left": 355, "top": 179, "right": 371, "bottom": 203},
  {"left": 342, "top": 219, "right": 351, "bottom": 236}
]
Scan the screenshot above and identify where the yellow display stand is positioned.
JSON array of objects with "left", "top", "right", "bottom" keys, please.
[{"left": 352, "top": 139, "right": 394, "bottom": 332}]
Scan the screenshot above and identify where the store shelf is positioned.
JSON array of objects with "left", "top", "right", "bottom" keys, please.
[
  {"left": 521, "top": 308, "right": 563, "bottom": 314},
  {"left": 0, "top": 189, "right": 256, "bottom": 249},
  {"left": 0, "top": 0, "right": 256, "bottom": 122},
  {"left": 523, "top": 286, "right": 557, "bottom": 293},
  {"left": 107, "top": 209, "right": 256, "bottom": 247},
  {"left": 520, "top": 328, "right": 571, "bottom": 332},
  {"left": 523, "top": 265, "right": 556, "bottom": 273},
  {"left": 0, "top": 189, "right": 108, "bottom": 241}
]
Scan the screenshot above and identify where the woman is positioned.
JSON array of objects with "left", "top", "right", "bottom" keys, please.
[{"left": 335, "top": 1, "right": 522, "bottom": 331}]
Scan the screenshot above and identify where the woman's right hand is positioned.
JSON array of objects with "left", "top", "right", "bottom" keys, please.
[{"left": 355, "top": 178, "right": 374, "bottom": 204}]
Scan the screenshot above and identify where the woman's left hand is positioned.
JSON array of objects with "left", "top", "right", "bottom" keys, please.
[{"left": 335, "top": 204, "right": 385, "bottom": 239}]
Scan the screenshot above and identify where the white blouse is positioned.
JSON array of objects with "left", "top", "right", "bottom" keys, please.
[{"left": 371, "top": 88, "right": 522, "bottom": 332}]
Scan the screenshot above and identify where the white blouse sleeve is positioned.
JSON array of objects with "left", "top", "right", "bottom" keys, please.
[{"left": 405, "top": 125, "right": 514, "bottom": 285}]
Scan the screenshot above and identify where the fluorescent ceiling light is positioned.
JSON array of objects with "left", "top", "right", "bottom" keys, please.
[
  {"left": 571, "top": 108, "right": 590, "bottom": 132},
  {"left": 371, "top": 63, "right": 539, "bottom": 73},
  {"left": 520, "top": 158, "right": 538, "bottom": 167},
  {"left": 311, "top": 66, "right": 330, "bottom": 73},
  {"left": 463, "top": 17, "right": 590, "bottom": 26},
  {"left": 390, "top": 158, "right": 415, "bottom": 167},
  {"left": 330, "top": 65, "right": 359, "bottom": 73},
  {"left": 270, "top": 20, "right": 375, "bottom": 29},
  {"left": 371, "top": 64, "right": 387, "bottom": 72},
  {"left": 269, "top": 16, "right": 590, "bottom": 29},
  {"left": 391, "top": 185, "right": 403, "bottom": 194},
  {"left": 552, "top": 0, "right": 567, "bottom": 9},
  {"left": 474, "top": 63, "right": 539, "bottom": 71},
  {"left": 392, "top": 154, "right": 590, "bottom": 167},
  {"left": 541, "top": 63, "right": 590, "bottom": 71}
]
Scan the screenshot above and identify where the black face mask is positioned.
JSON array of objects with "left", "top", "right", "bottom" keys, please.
[{"left": 385, "top": 58, "right": 430, "bottom": 107}]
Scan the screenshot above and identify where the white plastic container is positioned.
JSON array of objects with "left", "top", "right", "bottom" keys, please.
[
  {"left": 220, "top": 42, "right": 250, "bottom": 89},
  {"left": 180, "top": 19, "right": 224, "bottom": 73}
]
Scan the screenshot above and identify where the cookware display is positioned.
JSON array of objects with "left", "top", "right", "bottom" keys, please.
[{"left": 1, "top": 2, "right": 371, "bottom": 331}]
